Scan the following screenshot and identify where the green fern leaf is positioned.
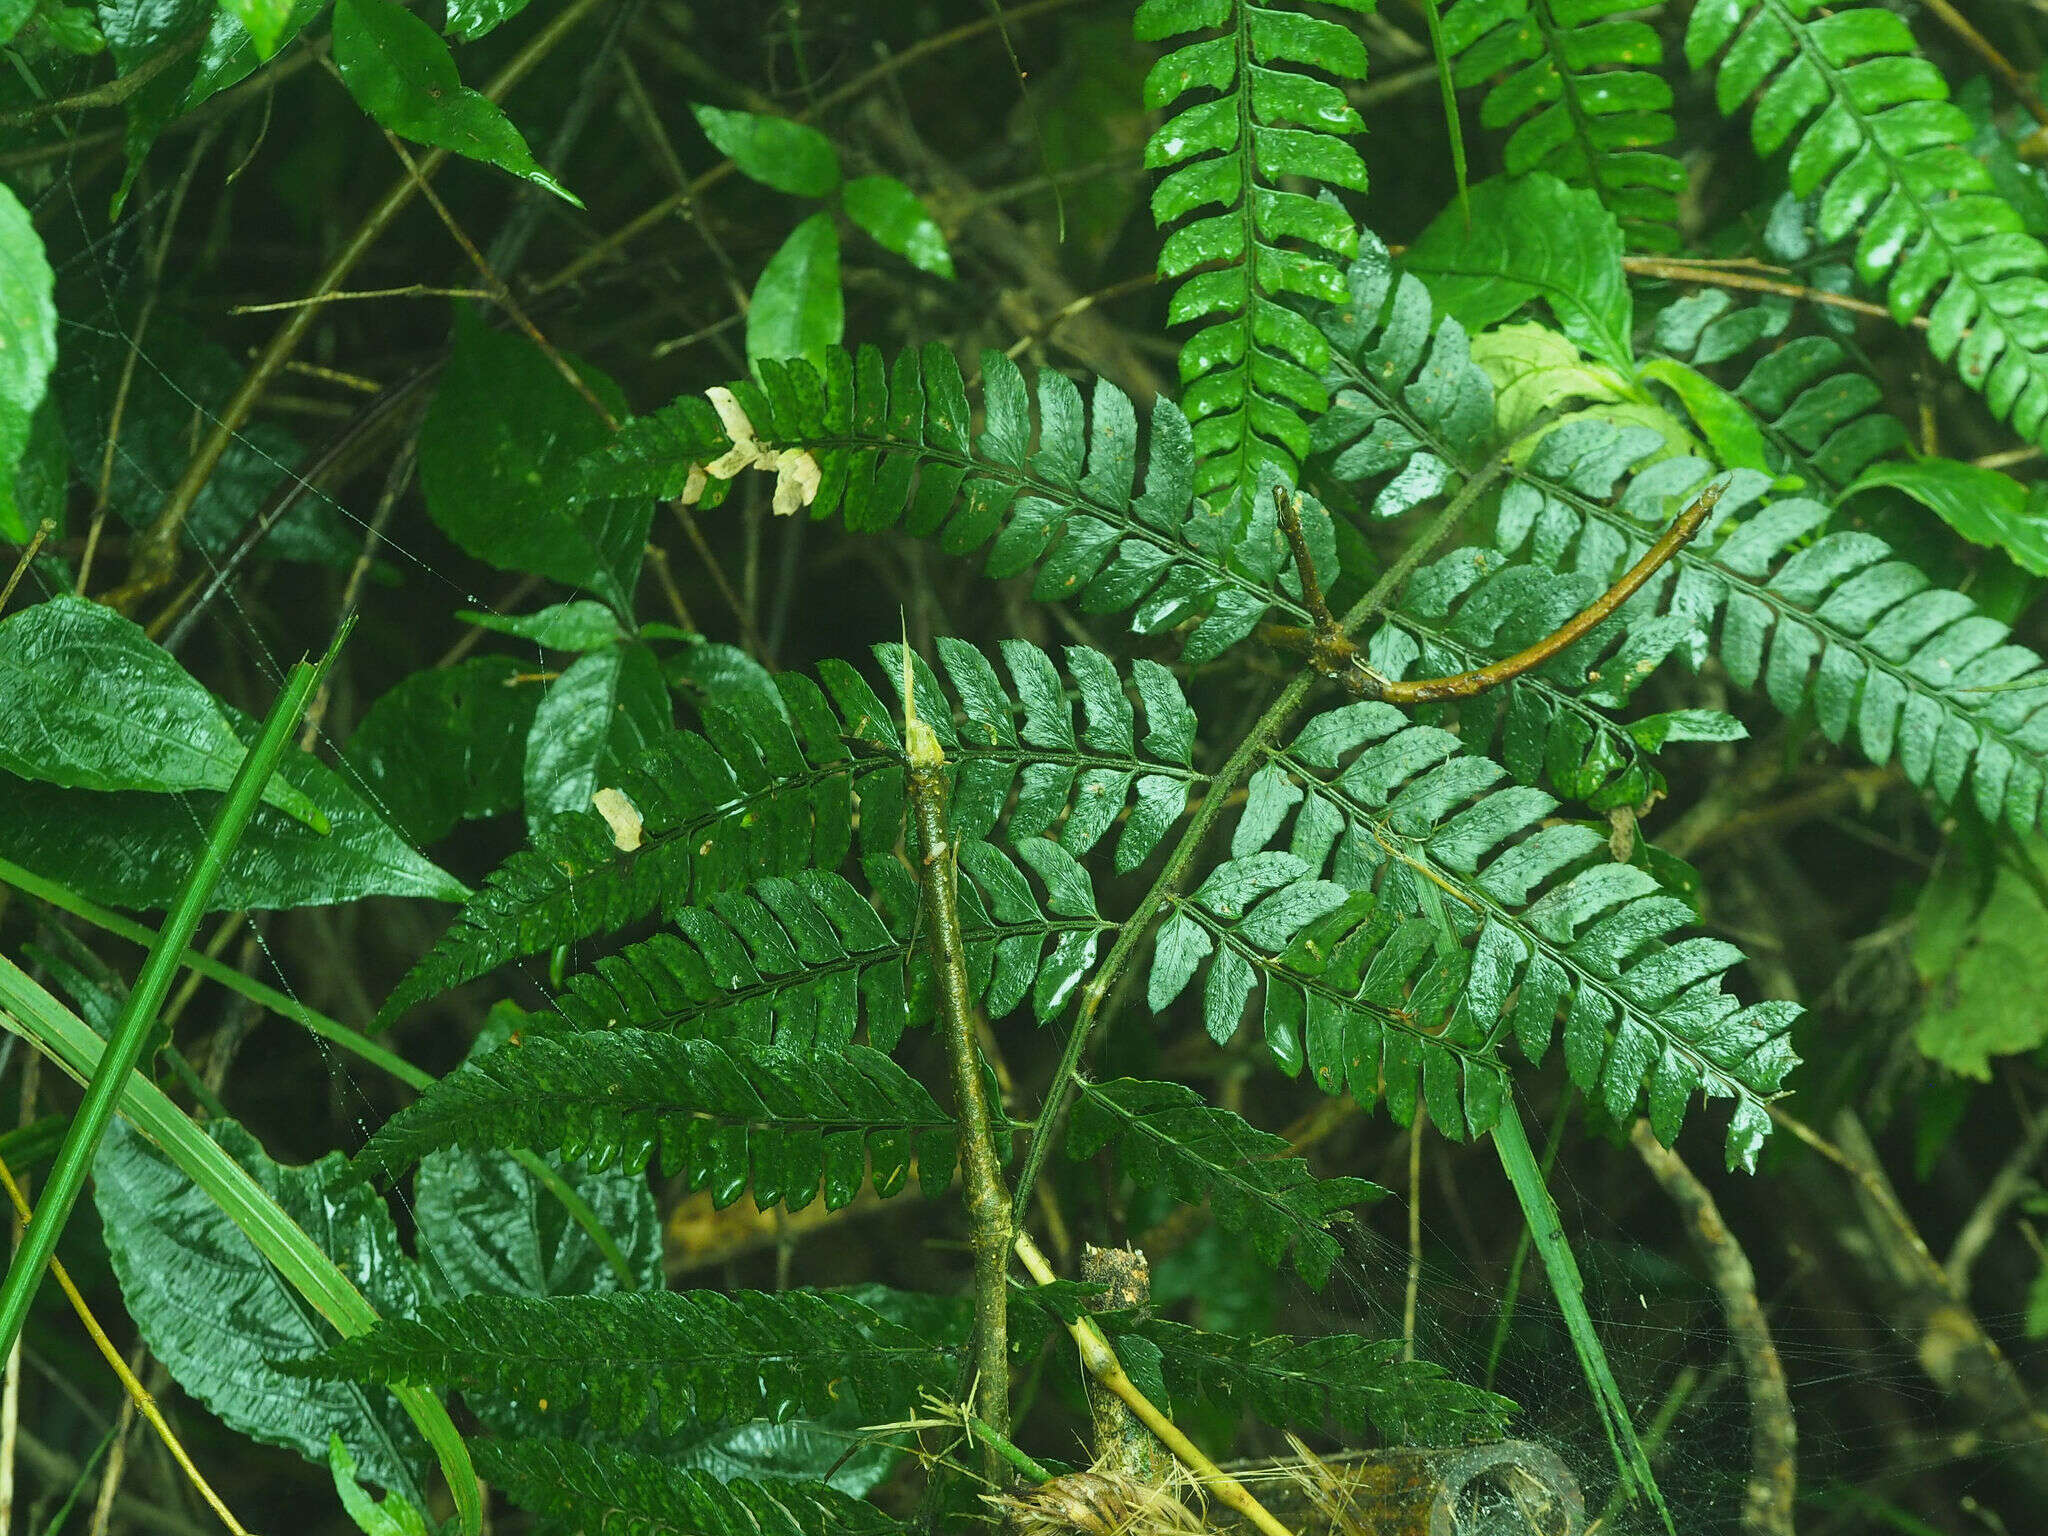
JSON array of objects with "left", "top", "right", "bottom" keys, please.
[
  {"left": 556, "top": 847, "right": 1109, "bottom": 1050},
  {"left": 1654, "top": 295, "right": 1908, "bottom": 488},
  {"left": 1316, "top": 239, "right": 2048, "bottom": 840},
  {"left": 473, "top": 1437, "right": 904, "bottom": 1536},
  {"left": 381, "top": 639, "right": 1201, "bottom": 1025},
  {"left": 1685, "top": 0, "right": 2048, "bottom": 447},
  {"left": 1119, "top": 1317, "right": 1515, "bottom": 1444},
  {"left": 283, "top": 1289, "right": 954, "bottom": 1437},
  {"left": 1441, "top": 0, "right": 1683, "bottom": 251},
  {"left": 351, "top": 1034, "right": 961, "bottom": 1210},
  {"left": 1137, "top": 0, "right": 1372, "bottom": 496},
  {"left": 1152, "top": 702, "right": 1802, "bottom": 1168},
  {"left": 1068, "top": 1077, "right": 1385, "bottom": 1286}
]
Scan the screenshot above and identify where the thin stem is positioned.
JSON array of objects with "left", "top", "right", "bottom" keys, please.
[
  {"left": 1364, "top": 480, "right": 1724, "bottom": 703},
  {"left": 0, "top": 520, "right": 53, "bottom": 613},
  {"left": 1013, "top": 1233, "right": 1298, "bottom": 1536},
  {"left": 904, "top": 665, "right": 1014, "bottom": 1466}
]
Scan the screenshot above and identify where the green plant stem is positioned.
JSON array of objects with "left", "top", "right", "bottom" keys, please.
[
  {"left": 1008, "top": 447, "right": 1519, "bottom": 1226},
  {"left": 1482, "top": 1088, "right": 1573, "bottom": 1388},
  {"left": 964, "top": 1409, "right": 1052, "bottom": 1485},
  {"left": 1493, "top": 1100, "right": 1674, "bottom": 1536},
  {"left": 0, "top": 955, "right": 480, "bottom": 1535},
  {"left": 906, "top": 700, "right": 1014, "bottom": 1463},
  {"left": 0, "top": 629, "right": 340, "bottom": 1362},
  {"left": 0, "top": 857, "right": 641, "bottom": 1292}
]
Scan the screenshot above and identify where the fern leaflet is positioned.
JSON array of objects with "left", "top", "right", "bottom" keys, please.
[
  {"left": 1441, "top": 0, "right": 1684, "bottom": 251},
  {"left": 350, "top": 1034, "right": 965, "bottom": 1211},
  {"left": 1119, "top": 1317, "right": 1516, "bottom": 1444},
  {"left": 284, "top": 1289, "right": 952, "bottom": 1436},
  {"left": 1686, "top": 0, "right": 2048, "bottom": 446},
  {"left": 555, "top": 845, "right": 1108, "bottom": 1050},
  {"left": 1316, "top": 238, "right": 2048, "bottom": 837},
  {"left": 472, "top": 1438, "right": 904, "bottom": 1536},
  {"left": 382, "top": 638, "right": 1199, "bottom": 1025},
  {"left": 1137, "top": 0, "right": 1374, "bottom": 497},
  {"left": 1067, "top": 1077, "right": 1384, "bottom": 1286}
]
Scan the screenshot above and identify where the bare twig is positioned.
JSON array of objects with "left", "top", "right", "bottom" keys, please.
[
  {"left": 1945, "top": 1101, "right": 2048, "bottom": 1298},
  {"left": 1632, "top": 1122, "right": 1796, "bottom": 1536}
]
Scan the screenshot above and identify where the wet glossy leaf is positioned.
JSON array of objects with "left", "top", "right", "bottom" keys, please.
[
  {"left": 691, "top": 105, "right": 841, "bottom": 197},
  {"left": 747, "top": 213, "right": 844, "bottom": 374}
]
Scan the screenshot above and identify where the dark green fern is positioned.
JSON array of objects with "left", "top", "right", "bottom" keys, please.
[
  {"left": 1686, "top": 0, "right": 2048, "bottom": 447},
  {"left": 1441, "top": 0, "right": 1684, "bottom": 251},
  {"left": 381, "top": 637, "right": 1200, "bottom": 1026},
  {"left": 471, "top": 1438, "right": 906, "bottom": 1536},
  {"left": 1315, "top": 236, "right": 2048, "bottom": 838},
  {"left": 1137, "top": 0, "right": 1374, "bottom": 497},
  {"left": 284, "top": 1289, "right": 955, "bottom": 1437}
]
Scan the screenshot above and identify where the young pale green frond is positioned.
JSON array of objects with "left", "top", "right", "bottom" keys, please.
[
  {"left": 350, "top": 1034, "right": 962, "bottom": 1209},
  {"left": 556, "top": 846, "right": 1110, "bottom": 1049},
  {"left": 1067, "top": 1077, "right": 1385, "bottom": 1287},
  {"left": 1316, "top": 242, "right": 2048, "bottom": 838},
  {"left": 1654, "top": 297, "right": 1907, "bottom": 489},
  {"left": 1118, "top": 1317, "right": 1516, "bottom": 1445},
  {"left": 1137, "top": 0, "right": 1373, "bottom": 497},
  {"left": 1440, "top": 0, "right": 1684, "bottom": 251},
  {"left": 283, "top": 1289, "right": 953, "bottom": 1437},
  {"left": 381, "top": 639, "right": 1201, "bottom": 1026},
  {"left": 1686, "top": 0, "right": 2048, "bottom": 447},
  {"left": 473, "top": 1438, "right": 905, "bottom": 1536},
  {"left": 1152, "top": 701, "right": 1800, "bottom": 1169}
]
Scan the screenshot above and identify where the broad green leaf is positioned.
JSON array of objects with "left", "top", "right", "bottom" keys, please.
[
  {"left": 0, "top": 709, "right": 468, "bottom": 912},
  {"left": 1406, "top": 173, "right": 1636, "bottom": 374},
  {"left": 0, "top": 0, "right": 36, "bottom": 44},
  {"left": 6, "top": 397, "right": 67, "bottom": 546},
  {"left": 97, "top": 0, "right": 218, "bottom": 212},
  {"left": 0, "top": 597, "right": 325, "bottom": 828},
  {"left": 183, "top": 0, "right": 327, "bottom": 114},
  {"left": 1848, "top": 459, "right": 2048, "bottom": 577},
  {"left": 0, "top": 180, "right": 56, "bottom": 543},
  {"left": 217, "top": 0, "right": 292, "bottom": 56},
  {"left": 521, "top": 644, "right": 672, "bottom": 830},
  {"left": 1914, "top": 841, "right": 2048, "bottom": 1078},
  {"left": 343, "top": 656, "right": 540, "bottom": 846},
  {"left": 1468, "top": 321, "right": 1633, "bottom": 436},
  {"left": 456, "top": 600, "right": 625, "bottom": 651},
  {"left": 332, "top": 0, "right": 577, "bottom": 203},
  {"left": 690, "top": 105, "right": 841, "bottom": 197},
  {"left": 747, "top": 213, "right": 844, "bottom": 375},
  {"left": 93, "top": 1117, "right": 430, "bottom": 1499},
  {"left": 419, "top": 311, "right": 652, "bottom": 613},
  {"left": 444, "top": 0, "right": 531, "bottom": 40},
  {"left": 843, "top": 175, "right": 954, "bottom": 278}
]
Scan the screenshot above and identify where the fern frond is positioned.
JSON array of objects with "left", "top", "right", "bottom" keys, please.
[
  {"left": 1316, "top": 239, "right": 2048, "bottom": 838},
  {"left": 1153, "top": 702, "right": 1802, "bottom": 1168},
  {"left": 1654, "top": 294, "right": 1908, "bottom": 488},
  {"left": 1067, "top": 1077, "right": 1384, "bottom": 1286},
  {"left": 560, "top": 347, "right": 1336, "bottom": 667},
  {"left": 1441, "top": 0, "right": 1684, "bottom": 251},
  {"left": 381, "top": 638, "right": 1201, "bottom": 1025},
  {"left": 1138, "top": 0, "right": 1373, "bottom": 497},
  {"left": 1120, "top": 1317, "right": 1516, "bottom": 1444},
  {"left": 351, "top": 1034, "right": 962, "bottom": 1210},
  {"left": 285, "top": 1289, "right": 953, "bottom": 1436},
  {"left": 1685, "top": 0, "right": 2048, "bottom": 447},
  {"left": 473, "top": 1437, "right": 904, "bottom": 1536},
  {"left": 1311, "top": 239, "right": 1686, "bottom": 808},
  {"left": 557, "top": 845, "right": 1109, "bottom": 1050}
]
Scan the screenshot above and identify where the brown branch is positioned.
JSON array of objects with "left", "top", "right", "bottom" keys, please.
[
  {"left": 1631, "top": 1122, "right": 1796, "bottom": 1536},
  {"left": 1623, "top": 257, "right": 1924, "bottom": 328},
  {"left": 1358, "top": 480, "right": 1725, "bottom": 704},
  {"left": 1916, "top": 0, "right": 2048, "bottom": 130}
]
